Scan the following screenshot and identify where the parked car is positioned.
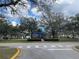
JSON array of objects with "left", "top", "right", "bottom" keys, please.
[
  {"left": 26, "top": 35, "right": 31, "bottom": 39},
  {"left": 25, "top": 33, "right": 31, "bottom": 39}
]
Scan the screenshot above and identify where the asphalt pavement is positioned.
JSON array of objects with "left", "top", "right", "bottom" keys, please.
[
  {"left": 0, "top": 42, "right": 79, "bottom": 59},
  {"left": 18, "top": 48, "right": 79, "bottom": 59},
  {"left": 17, "top": 42, "right": 79, "bottom": 59}
]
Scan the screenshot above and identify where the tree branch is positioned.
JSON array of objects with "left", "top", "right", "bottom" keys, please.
[{"left": 0, "top": 0, "right": 21, "bottom": 7}]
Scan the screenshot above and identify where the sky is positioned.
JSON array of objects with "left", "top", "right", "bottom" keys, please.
[
  {"left": 0, "top": 0, "right": 42, "bottom": 26},
  {"left": 55, "top": 0, "right": 79, "bottom": 16},
  {"left": 0, "top": 0, "right": 79, "bottom": 26}
]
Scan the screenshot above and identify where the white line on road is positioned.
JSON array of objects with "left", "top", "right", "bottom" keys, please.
[
  {"left": 43, "top": 45, "right": 47, "bottom": 48},
  {"left": 48, "top": 49, "right": 72, "bottom": 50},
  {"left": 27, "top": 46, "right": 31, "bottom": 48},
  {"left": 18, "top": 46, "right": 23, "bottom": 48},
  {"left": 57, "top": 45, "right": 63, "bottom": 47},
  {"left": 65, "top": 45, "right": 72, "bottom": 47},
  {"left": 35, "top": 45, "right": 39, "bottom": 48},
  {"left": 51, "top": 45, "right": 56, "bottom": 47}
]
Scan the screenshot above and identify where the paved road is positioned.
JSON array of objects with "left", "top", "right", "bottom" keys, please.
[
  {"left": 18, "top": 48, "right": 79, "bottom": 59},
  {"left": 0, "top": 42, "right": 79, "bottom": 59},
  {"left": 17, "top": 42, "right": 79, "bottom": 59}
]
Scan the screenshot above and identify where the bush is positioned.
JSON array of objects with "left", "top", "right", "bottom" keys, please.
[
  {"left": 3, "top": 36, "right": 8, "bottom": 40},
  {"left": 44, "top": 38, "right": 59, "bottom": 41},
  {"left": 27, "top": 39, "right": 41, "bottom": 41}
]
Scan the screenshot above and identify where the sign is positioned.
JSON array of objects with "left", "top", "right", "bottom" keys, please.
[{"left": 32, "top": 32, "right": 43, "bottom": 38}]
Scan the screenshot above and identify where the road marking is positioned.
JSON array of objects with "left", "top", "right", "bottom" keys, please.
[
  {"left": 48, "top": 49, "right": 72, "bottom": 50},
  {"left": 35, "top": 45, "right": 39, "bottom": 48},
  {"left": 27, "top": 46, "right": 31, "bottom": 48},
  {"left": 43, "top": 45, "right": 47, "bottom": 48},
  {"left": 57, "top": 45, "right": 63, "bottom": 47},
  {"left": 10, "top": 48, "right": 21, "bottom": 59},
  {"left": 18, "top": 46, "right": 23, "bottom": 48},
  {"left": 51, "top": 45, "right": 56, "bottom": 47},
  {"left": 66, "top": 45, "right": 72, "bottom": 47}
]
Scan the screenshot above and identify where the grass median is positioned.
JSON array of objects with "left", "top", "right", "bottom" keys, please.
[
  {"left": 75, "top": 46, "right": 79, "bottom": 50},
  {"left": 0, "top": 46, "right": 19, "bottom": 59},
  {"left": 0, "top": 40, "right": 28, "bottom": 43}
]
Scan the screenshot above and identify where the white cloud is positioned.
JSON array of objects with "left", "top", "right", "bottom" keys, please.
[
  {"left": 11, "top": 21, "right": 17, "bottom": 26},
  {"left": 31, "top": 7, "right": 42, "bottom": 16},
  {"left": 31, "top": 7, "right": 38, "bottom": 14},
  {"left": 56, "top": 0, "right": 63, "bottom": 4},
  {"left": 54, "top": 0, "right": 79, "bottom": 16},
  {"left": 56, "top": 0, "right": 74, "bottom": 4}
]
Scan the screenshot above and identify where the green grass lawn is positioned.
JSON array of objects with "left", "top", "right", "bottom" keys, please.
[
  {"left": 75, "top": 46, "right": 79, "bottom": 49},
  {"left": 0, "top": 40, "right": 28, "bottom": 43},
  {"left": 0, "top": 38, "right": 78, "bottom": 43},
  {"left": 0, "top": 47, "right": 17, "bottom": 59}
]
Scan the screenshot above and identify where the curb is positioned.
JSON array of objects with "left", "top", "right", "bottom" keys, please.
[
  {"left": 72, "top": 46, "right": 79, "bottom": 52},
  {"left": 10, "top": 48, "right": 21, "bottom": 59}
]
